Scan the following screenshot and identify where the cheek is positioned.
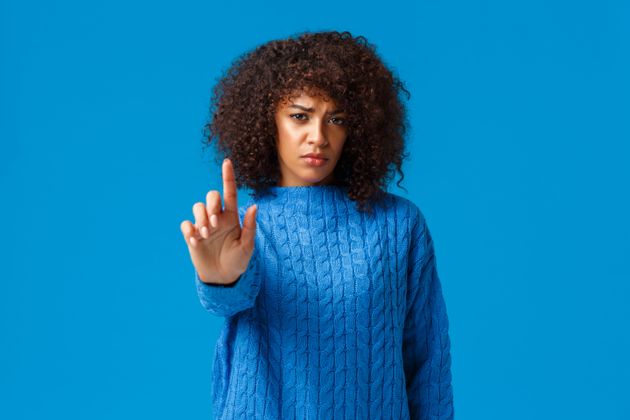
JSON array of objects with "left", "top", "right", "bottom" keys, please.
[
  {"left": 276, "top": 133, "right": 299, "bottom": 160},
  {"left": 333, "top": 136, "right": 347, "bottom": 153},
  {"left": 276, "top": 121, "right": 299, "bottom": 144}
]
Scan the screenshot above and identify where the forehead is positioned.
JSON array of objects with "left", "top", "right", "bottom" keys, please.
[{"left": 278, "top": 88, "right": 337, "bottom": 107}]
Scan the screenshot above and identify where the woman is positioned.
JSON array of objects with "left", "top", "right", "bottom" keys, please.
[{"left": 180, "top": 30, "right": 454, "bottom": 419}]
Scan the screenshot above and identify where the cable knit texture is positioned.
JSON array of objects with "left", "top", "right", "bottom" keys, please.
[{"left": 194, "top": 185, "right": 454, "bottom": 419}]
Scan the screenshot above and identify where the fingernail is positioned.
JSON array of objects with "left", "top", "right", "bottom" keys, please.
[
  {"left": 210, "top": 214, "right": 217, "bottom": 228},
  {"left": 201, "top": 226, "right": 209, "bottom": 238}
]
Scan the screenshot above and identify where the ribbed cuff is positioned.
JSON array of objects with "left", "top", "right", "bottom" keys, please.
[{"left": 194, "top": 249, "right": 261, "bottom": 317}]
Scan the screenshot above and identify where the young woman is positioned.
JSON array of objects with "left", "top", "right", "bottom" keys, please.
[{"left": 180, "top": 30, "right": 454, "bottom": 420}]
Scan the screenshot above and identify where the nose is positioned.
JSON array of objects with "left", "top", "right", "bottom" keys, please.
[{"left": 307, "top": 120, "right": 328, "bottom": 147}]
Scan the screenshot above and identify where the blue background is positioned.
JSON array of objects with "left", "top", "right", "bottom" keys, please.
[{"left": 2, "top": 0, "right": 629, "bottom": 418}]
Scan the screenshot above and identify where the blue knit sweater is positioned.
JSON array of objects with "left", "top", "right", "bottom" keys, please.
[{"left": 194, "top": 185, "right": 454, "bottom": 419}]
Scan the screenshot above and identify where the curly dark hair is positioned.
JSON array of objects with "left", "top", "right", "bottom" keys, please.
[{"left": 201, "top": 30, "right": 412, "bottom": 214}]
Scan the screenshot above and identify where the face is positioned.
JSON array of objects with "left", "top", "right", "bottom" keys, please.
[{"left": 274, "top": 89, "right": 348, "bottom": 187}]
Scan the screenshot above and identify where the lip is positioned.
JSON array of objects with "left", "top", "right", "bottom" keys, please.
[
  {"left": 302, "top": 153, "right": 328, "bottom": 159},
  {"left": 302, "top": 156, "right": 328, "bottom": 167}
]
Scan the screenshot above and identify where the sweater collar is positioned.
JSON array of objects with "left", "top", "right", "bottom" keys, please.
[{"left": 255, "top": 184, "right": 349, "bottom": 207}]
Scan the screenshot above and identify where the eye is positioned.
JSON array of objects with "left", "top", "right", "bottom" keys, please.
[
  {"left": 330, "top": 117, "right": 346, "bottom": 126},
  {"left": 289, "top": 113, "right": 308, "bottom": 121}
]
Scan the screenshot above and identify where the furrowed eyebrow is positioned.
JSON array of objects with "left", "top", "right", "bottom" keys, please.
[{"left": 288, "top": 104, "right": 344, "bottom": 115}]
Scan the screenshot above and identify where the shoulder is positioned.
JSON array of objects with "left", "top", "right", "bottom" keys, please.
[{"left": 379, "top": 191, "right": 427, "bottom": 229}]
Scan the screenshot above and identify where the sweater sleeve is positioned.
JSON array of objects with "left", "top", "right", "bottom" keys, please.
[
  {"left": 403, "top": 208, "right": 454, "bottom": 419},
  {"left": 193, "top": 205, "right": 262, "bottom": 317}
]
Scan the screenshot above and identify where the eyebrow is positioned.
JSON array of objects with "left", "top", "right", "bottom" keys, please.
[{"left": 288, "top": 104, "right": 344, "bottom": 115}]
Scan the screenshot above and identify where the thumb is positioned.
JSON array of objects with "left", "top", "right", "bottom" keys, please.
[{"left": 240, "top": 204, "right": 258, "bottom": 253}]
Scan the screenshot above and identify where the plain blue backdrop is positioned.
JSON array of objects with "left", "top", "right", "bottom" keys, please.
[{"left": 2, "top": 0, "right": 629, "bottom": 418}]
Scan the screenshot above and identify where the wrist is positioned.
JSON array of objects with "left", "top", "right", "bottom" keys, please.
[{"left": 198, "top": 270, "right": 241, "bottom": 286}]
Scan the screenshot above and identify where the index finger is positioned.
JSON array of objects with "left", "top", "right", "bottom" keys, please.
[{"left": 222, "top": 158, "right": 238, "bottom": 213}]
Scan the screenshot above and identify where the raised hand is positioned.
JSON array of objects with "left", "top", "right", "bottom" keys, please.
[{"left": 180, "top": 158, "right": 258, "bottom": 285}]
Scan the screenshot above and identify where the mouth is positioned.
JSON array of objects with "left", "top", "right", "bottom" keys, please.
[
  {"left": 302, "top": 153, "right": 327, "bottom": 159},
  {"left": 302, "top": 156, "right": 328, "bottom": 167}
]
